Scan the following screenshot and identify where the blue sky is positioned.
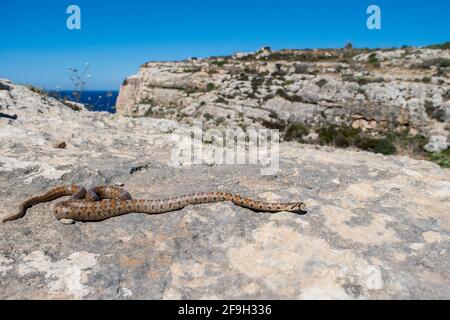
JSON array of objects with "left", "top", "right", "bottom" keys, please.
[{"left": 0, "top": 0, "right": 449, "bottom": 90}]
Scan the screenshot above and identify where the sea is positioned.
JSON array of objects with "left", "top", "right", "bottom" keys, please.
[{"left": 48, "top": 90, "right": 119, "bottom": 113}]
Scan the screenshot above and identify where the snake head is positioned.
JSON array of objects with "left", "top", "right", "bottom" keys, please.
[{"left": 289, "top": 202, "right": 307, "bottom": 215}]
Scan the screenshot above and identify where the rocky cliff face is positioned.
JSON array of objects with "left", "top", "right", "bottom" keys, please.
[
  {"left": 1, "top": 79, "right": 449, "bottom": 299},
  {"left": 117, "top": 46, "right": 450, "bottom": 152}
]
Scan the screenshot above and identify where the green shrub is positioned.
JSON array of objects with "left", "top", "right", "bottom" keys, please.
[
  {"left": 424, "top": 100, "right": 434, "bottom": 117},
  {"left": 139, "top": 98, "right": 154, "bottom": 105},
  {"left": 269, "top": 111, "right": 279, "bottom": 119},
  {"left": 282, "top": 80, "right": 295, "bottom": 86},
  {"left": 317, "top": 125, "right": 360, "bottom": 146},
  {"left": 214, "top": 96, "right": 228, "bottom": 104},
  {"left": 368, "top": 53, "right": 380, "bottom": 66},
  {"left": 439, "top": 60, "right": 450, "bottom": 68},
  {"left": 429, "top": 150, "right": 450, "bottom": 168},
  {"left": 27, "top": 85, "right": 46, "bottom": 96},
  {"left": 418, "top": 58, "right": 450, "bottom": 69},
  {"left": 285, "top": 123, "right": 309, "bottom": 141},
  {"left": 372, "top": 138, "right": 397, "bottom": 155},
  {"left": 427, "top": 42, "right": 450, "bottom": 50},
  {"left": 357, "top": 78, "right": 370, "bottom": 86},
  {"left": 206, "top": 83, "right": 216, "bottom": 92},
  {"left": 211, "top": 60, "right": 226, "bottom": 67}
]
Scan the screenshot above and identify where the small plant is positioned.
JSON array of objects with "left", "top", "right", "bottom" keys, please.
[
  {"left": 317, "top": 125, "right": 360, "bottom": 146},
  {"left": 214, "top": 96, "right": 228, "bottom": 104},
  {"left": 428, "top": 149, "right": 450, "bottom": 168},
  {"left": 67, "top": 63, "right": 91, "bottom": 103},
  {"left": 282, "top": 80, "right": 295, "bottom": 86},
  {"left": 211, "top": 60, "right": 227, "bottom": 67},
  {"left": 422, "top": 77, "right": 432, "bottom": 83},
  {"left": 182, "top": 68, "right": 201, "bottom": 73},
  {"left": 372, "top": 138, "right": 397, "bottom": 155},
  {"left": 438, "top": 59, "right": 450, "bottom": 68},
  {"left": 426, "top": 42, "right": 450, "bottom": 50},
  {"left": 251, "top": 77, "right": 265, "bottom": 92},
  {"left": 357, "top": 78, "right": 370, "bottom": 86},
  {"left": 139, "top": 98, "right": 154, "bottom": 105},
  {"left": 206, "top": 83, "right": 216, "bottom": 92},
  {"left": 27, "top": 85, "right": 46, "bottom": 96},
  {"left": 368, "top": 53, "right": 379, "bottom": 65},
  {"left": 269, "top": 111, "right": 279, "bottom": 119},
  {"left": 285, "top": 123, "right": 309, "bottom": 141},
  {"left": 424, "top": 100, "right": 434, "bottom": 117},
  {"left": 417, "top": 58, "right": 450, "bottom": 69}
]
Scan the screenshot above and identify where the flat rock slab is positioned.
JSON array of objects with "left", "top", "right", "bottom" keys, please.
[{"left": 0, "top": 80, "right": 449, "bottom": 299}]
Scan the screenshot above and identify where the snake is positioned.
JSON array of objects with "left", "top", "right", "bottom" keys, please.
[{"left": 2, "top": 185, "right": 306, "bottom": 223}]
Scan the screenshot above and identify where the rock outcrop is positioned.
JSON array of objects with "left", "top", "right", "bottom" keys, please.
[
  {"left": 117, "top": 46, "right": 450, "bottom": 152},
  {"left": 1, "top": 79, "right": 449, "bottom": 299}
]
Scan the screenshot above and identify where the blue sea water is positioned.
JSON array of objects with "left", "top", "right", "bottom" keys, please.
[{"left": 48, "top": 90, "right": 119, "bottom": 113}]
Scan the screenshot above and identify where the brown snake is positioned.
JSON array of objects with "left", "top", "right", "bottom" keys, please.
[{"left": 2, "top": 185, "right": 306, "bottom": 222}]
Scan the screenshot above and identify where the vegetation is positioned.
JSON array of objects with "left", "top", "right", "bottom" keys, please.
[
  {"left": 367, "top": 53, "right": 381, "bottom": 68},
  {"left": 211, "top": 60, "right": 227, "bottom": 67},
  {"left": 206, "top": 83, "right": 216, "bottom": 92},
  {"left": 282, "top": 80, "right": 295, "bottom": 86},
  {"left": 368, "top": 53, "right": 379, "bottom": 64},
  {"left": 417, "top": 58, "right": 450, "bottom": 69},
  {"left": 139, "top": 98, "right": 154, "bottom": 105},
  {"left": 214, "top": 96, "right": 228, "bottom": 104},
  {"left": 281, "top": 123, "right": 449, "bottom": 168},
  {"left": 67, "top": 63, "right": 90, "bottom": 103},
  {"left": 342, "top": 74, "right": 385, "bottom": 85},
  {"left": 27, "top": 85, "right": 46, "bottom": 96},
  {"left": 429, "top": 149, "right": 450, "bottom": 168},
  {"left": 182, "top": 67, "right": 201, "bottom": 73},
  {"left": 426, "top": 42, "right": 450, "bottom": 50},
  {"left": 284, "top": 123, "right": 309, "bottom": 141}
]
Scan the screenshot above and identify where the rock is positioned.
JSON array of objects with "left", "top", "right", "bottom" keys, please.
[
  {"left": 424, "top": 135, "right": 449, "bottom": 152},
  {"left": 265, "top": 63, "right": 283, "bottom": 75},
  {"left": 62, "top": 100, "right": 86, "bottom": 111},
  {"left": 52, "top": 141, "right": 67, "bottom": 149},
  {"left": 0, "top": 80, "right": 449, "bottom": 299},
  {"left": 60, "top": 219, "right": 75, "bottom": 225},
  {"left": 0, "top": 79, "right": 14, "bottom": 91},
  {"left": 116, "top": 75, "right": 142, "bottom": 115},
  {"left": 233, "top": 52, "right": 253, "bottom": 59}
]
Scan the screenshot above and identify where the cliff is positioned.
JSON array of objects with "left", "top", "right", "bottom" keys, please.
[{"left": 117, "top": 46, "right": 450, "bottom": 155}]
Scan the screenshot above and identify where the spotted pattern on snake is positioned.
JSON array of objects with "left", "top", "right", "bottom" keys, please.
[{"left": 2, "top": 185, "right": 306, "bottom": 222}]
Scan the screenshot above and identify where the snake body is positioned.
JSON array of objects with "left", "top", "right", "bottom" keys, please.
[{"left": 2, "top": 185, "right": 306, "bottom": 222}]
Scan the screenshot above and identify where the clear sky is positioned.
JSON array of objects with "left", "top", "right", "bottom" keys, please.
[{"left": 1, "top": 0, "right": 449, "bottom": 90}]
